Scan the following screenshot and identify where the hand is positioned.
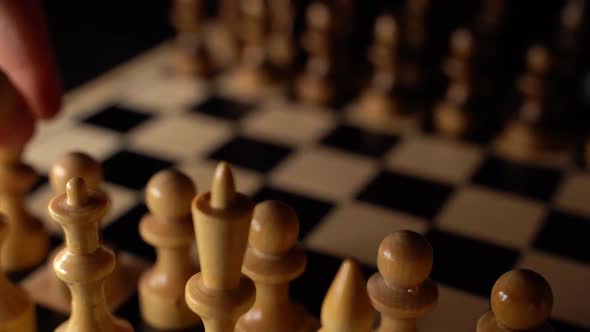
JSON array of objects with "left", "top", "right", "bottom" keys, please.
[{"left": 0, "top": 0, "right": 63, "bottom": 147}]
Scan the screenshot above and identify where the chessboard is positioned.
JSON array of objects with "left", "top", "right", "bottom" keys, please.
[{"left": 7, "top": 1, "right": 590, "bottom": 331}]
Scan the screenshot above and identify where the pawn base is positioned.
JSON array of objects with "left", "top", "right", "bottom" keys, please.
[
  {"left": 433, "top": 102, "right": 471, "bottom": 138},
  {"left": 185, "top": 273, "right": 255, "bottom": 332},
  {"left": 476, "top": 311, "right": 554, "bottom": 332},
  {"left": 295, "top": 74, "right": 334, "bottom": 107},
  {"left": 236, "top": 302, "right": 319, "bottom": 332}
]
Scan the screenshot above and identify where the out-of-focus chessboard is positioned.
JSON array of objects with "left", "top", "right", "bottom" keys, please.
[{"left": 16, "top": 40, "right": 590, "bottom": 331}]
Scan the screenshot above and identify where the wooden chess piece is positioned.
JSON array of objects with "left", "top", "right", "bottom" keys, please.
[
  {"left": 358, "top": 15, "right": 401, "bottom": 120},
  {"left": 0, "top": 213, "right": 36, "bottom": 332},
  {"left": 48, "top": 152, "right": 103, "bottom": 298},
  {"left": 229, "top": 0, "right": 274, "bottom": 98},
  {"left": 498, "top": 46, "right": 566, "bottom": 156},
  {"left": 295, "top": 2, "right": 336, "bottom": 107},
  {"left": 367, "top": 230, "right": 438, "bottom": 332},
  {"left": 267, "top": 0, "right": 296, "bottom": 70},
  {"left": 0, "top": 71, "right": 49, "bottom": 273},
  {"left": 434, "top": 28, "right": 475, "bottom": 138},
  {"left": 236, "top": 200, "right": 317, "bottom": 332},
  {"left": 139, "top": 169, "right": 200, "bottom": 330},
  {"left": 397, "top": 0, "right": 429, "bottom": 94},
  {"left": 319, "top": 259, "right": 375, "bottom": 332},
  {"left": 171, "top": 0, "right": 211, "bottom": 76},
  {"left": 185, "top": 162, "right": 256, "bottom": 332},
  {"left": 477, "top": 269, "right": 554, "bottom": 332},
  {"left": 0, "top": 145, "right": 49, "bottom": 272},
  {"left": 49, "top": 178, "right": 133, "bottom": 332}
]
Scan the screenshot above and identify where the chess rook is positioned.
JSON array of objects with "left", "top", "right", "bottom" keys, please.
[
  {"left": 367, "top": 231, "right": 438, "bottom": 332},
  {"left": 139, "top": 169, "right": 200, "bottom": 329},
  {"left": 320, "top": 259, "right": 375, "bottom": 332},
  {"left": 49, "top": 178, "right": 133, "bottom": 332},
  {"left": 185, "top": 162, "right": 255, "bottom": 332},
  {"left": 237, "top": 200, "right": 317, "bottom": 332},
  {"left": 0, "top": 213, "right": 36, "bottom": 332},
  {"left": 477, "top": 269, "right": 554, "bottom": 332}
]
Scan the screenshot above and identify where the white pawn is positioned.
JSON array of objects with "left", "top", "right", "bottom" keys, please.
[
  {"left": 139, "top": 169, "right": 200, "bottom": 329},
  {"left": 367, "top": 231, "right": 438, "bottom": 332}
]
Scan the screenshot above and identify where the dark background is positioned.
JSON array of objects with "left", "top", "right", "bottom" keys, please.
[{"left": 43, "top": 0, "right": 589, "bottom": 91}]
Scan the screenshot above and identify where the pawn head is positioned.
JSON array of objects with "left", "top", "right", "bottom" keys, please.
[
  {"left": 249, "top": 200, "right": 299, "bottom": 256},
  {"left": 491, "top": 269, "right": 553, "bottom": 330},
  {"left": 146, "top": 169, "right": 196, "bottom": 220},
  {"left": 50, "top": 152, "right": 102, "bottom": 193},
  {"left": 451, "top": 28, "right": 473, "bottom": 58},
  {"left": 307, "top": 2, "right": 331, "bottom": 30},
  {"left": 375, "top": 15, "right": 398, "bottom": 44},
  {"left": 526, "top": 46, "right": 551, "bottom": 74},
  {"left": 377, "top": 230, "right": 433, "bottom": 289}
]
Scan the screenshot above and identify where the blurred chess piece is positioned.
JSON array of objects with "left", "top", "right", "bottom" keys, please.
[
  {"left": 295, "top": 2, "right": 336, "bottom": 107},
  {"left": 0, "top": 72, "right": 49, "bottom": 273},
  {"left": 170, "top": 0, "right": 212, "bottom": 76},
  {"left": 0, "top": 213, "right": 36, "bottom": 332},
  {"left": 267, "top": 0, "right": 296, "bottom": 71},
  {"left": 477, "top": 269, "right": 554, "bottom": 332},
  {"left": 358, "top": 15, "right": 402, "bottom": 121},
  {"left": 434, "top": 28, "right": 475, "bottom": 138},
  {"left": 228, "top": 0, "right": 274, "bottom": 99}
]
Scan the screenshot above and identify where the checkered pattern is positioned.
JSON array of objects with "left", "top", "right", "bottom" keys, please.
[{"left": 20, "top": 43, "right": 590, "bottom": 332}]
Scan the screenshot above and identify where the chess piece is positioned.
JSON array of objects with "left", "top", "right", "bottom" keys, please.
[
  {"left": 367, "top": 230, "right": 438, "bottom": 332},
  {"left": 185, "top": 162, "right": 256, "bottom": 332},
  {"left": 139, "top": 169, "right": 200, "bottom": 330},
  {"left": 229, "top": 0, "right": 274, "bottom": 98},
  {"left": 498, "top": 46, "right": 566, "bottom": 156},
  {"left": 171, "top": 0, "right": 211, "bottom": 76},
  {"left": 236, "top": 200, "right": 317, "bottom": 332},
  {"left": 554, "top": 0, "right": 586, "bottom": 79},
  {"left": 319, "top": 259, "right": 375, "bottom": 332},
  {"left": 0, "top": 213, "right": 36, "bottom": 332},
  {"left": 0, "top": 146, "right": 49, "bottom": 272},
  {"left": 48, "top": 152, "right": 103, "bottom": 297},
  {"left": 267, "top": 0, "right": 296, "bottom": 70},
  {"left": 49, "top": 177, "right": 133, "bottom": 332},
  {"left": 295, "top": 2, "right": 336, "bottom": 107},
  {"left": 434, "top": 28, "right": 475, "bottom": 138},
  {"left": 0, "top": 71, "right": 49, "bottom": 273},
  {"left": 358, "top": 15, "right": 401, "bottom": 120},
  {"left": 397, "top": 0, "right": 429, "bottom": 94},
  {"left": 477, "top": 269, "right": 554, "bottom": 332}
]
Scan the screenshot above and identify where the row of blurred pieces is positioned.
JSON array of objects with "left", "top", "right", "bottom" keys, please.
[{"left": 169, "top": 0, "right": 590, "bottom": 164}]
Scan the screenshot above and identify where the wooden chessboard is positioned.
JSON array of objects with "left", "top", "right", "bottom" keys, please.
[{"left": 12, "top": 39, "right": 590, "bottom": 331}]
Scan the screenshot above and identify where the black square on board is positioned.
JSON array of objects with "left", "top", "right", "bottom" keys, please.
[
  {"left": 191, "top": 95, "right": 255, "bottom": 121},
  {"left": 253, "top": 186, "right": 334, "bottom": 239},
  {"left": 533, "top": 210, "right": 590, "bottom": 264},
  {"left": 82, "top": 104, "right": 152, "bottom": 133},
  {"left": 102, "top": 150, "right": 173, "bottom": 190},
  {"left": 426, "top": 229, "right": 520, "bottom": 297},
  {"left": 471, "top": 156, "right": 563, "bottom": 201},
  {"left": 357, "top": 170, "right": 453, "bottom": 219},
  {"left": 209, "top": 136, "right": 292, "bottom": 173},
  {"left": 321, "top": 124, "right": 399, "bottom": 158},
  {"left": 102, "top": 203, "right": 156, "bottom": 262}
]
